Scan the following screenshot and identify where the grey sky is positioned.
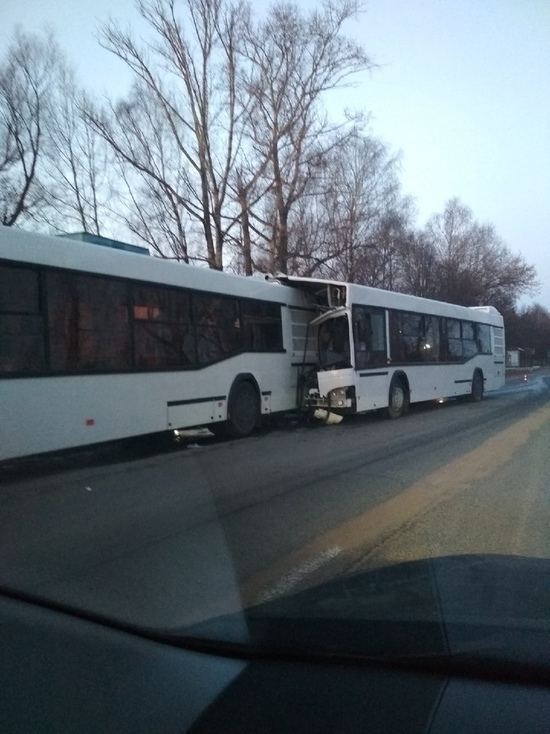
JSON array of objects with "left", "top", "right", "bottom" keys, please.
[{"left": 3, "top": 0, "right": 550, "bottom": 307}]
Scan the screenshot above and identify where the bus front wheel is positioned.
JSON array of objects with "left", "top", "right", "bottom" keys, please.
[
  {"left": 385, "top": 376, "right": 409, "bottom": 419},
  {"left": 226, "top": 380, "right": 261, "bottom": 438}
]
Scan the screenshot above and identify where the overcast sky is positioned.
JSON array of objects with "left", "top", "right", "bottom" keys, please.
[{"left": 3, "top": 0, "right": 550, "bottom": 307}]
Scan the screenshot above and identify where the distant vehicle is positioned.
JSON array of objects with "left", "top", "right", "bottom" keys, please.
[
  {"left": 0, "top": 226, "right": 310, "bottom": 461},
  {"left": 274, "top": 275, "right": 505, "bottom": 421}
]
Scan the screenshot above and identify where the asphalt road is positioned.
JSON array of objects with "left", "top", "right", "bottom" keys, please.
[{"left": 2, "top": 370, "right": 550, "bottom": 630}]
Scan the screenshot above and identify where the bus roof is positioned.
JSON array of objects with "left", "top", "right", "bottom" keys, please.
[
  {"left": 0, "top": 225, "right": 296, "bottom": 305},
  {"left": 275, "top": 274, "right": 503, "bottom": 326},
  {"left": 58, "top": 232, "right": 151, "bottom": 255}
]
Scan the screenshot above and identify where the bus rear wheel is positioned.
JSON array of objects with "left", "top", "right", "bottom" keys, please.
[
  {"left": 226, "top": 380, "right": 260, "bottom": 438},
  {"left": 469, "top": 370, "right": 484, "bottom": 402},
  {"left": 385, "top": 376, "right": 409, "bottom": 419}
]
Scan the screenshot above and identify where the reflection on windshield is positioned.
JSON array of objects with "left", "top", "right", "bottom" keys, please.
[{"left": 318, "top": 315, "right": 351, "bottom": 369}]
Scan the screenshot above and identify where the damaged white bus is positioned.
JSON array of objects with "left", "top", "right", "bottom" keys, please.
[
  {"left": 277, "top": 276, "right": 505, "bottom": 421},
  {"left": 0, "top": 223, "right": 505, "bottom": 462},
  {"left": 0, "top": 227, "right": 308, "bottom": 461}
]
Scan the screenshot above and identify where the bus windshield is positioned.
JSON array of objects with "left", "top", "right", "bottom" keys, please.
[{"left": 318, "top": 314, "right": 351, "bottom": 370}]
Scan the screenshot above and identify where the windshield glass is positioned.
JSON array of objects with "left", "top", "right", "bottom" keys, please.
[
  {"left": 1, "top": 0, "right": 550, "bottom": 681},
  {"left": 318, "top": 315, "right": 352, "bottom": 370}
]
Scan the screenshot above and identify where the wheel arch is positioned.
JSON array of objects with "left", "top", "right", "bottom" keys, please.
[
  {"left": 473, "top": 366, "right": 484, "bottom": 380},
  {"left": 470, "top": 367, "right": 485, "bottom": 402},
  {"left": 227, "top": 373, "right": 261, "bottom": 420},
  {"left": 385, "top": 369, "right": 411, "bottom": 419},
  {"left": 391, "top": 369, "right": 410, "bottom": 395}
]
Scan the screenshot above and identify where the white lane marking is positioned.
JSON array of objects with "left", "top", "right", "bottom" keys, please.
[{"left": 257, "top": 546, "right": 342, "bottom": 604}]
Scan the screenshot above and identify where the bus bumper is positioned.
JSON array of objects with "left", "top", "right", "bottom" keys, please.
[{"left": 304, "top": 386, "right": 356, "bottom": 415}]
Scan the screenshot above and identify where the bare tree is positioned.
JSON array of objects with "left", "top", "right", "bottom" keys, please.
[
  {"left": 241, "top": 0, "right": 374, "bottom": 273},
  {"left": 40, "top": 69, "right": 114, "bottom": 235},
  {"left": 0, "top": 29, "right": 63, "bottom": 226},
  {"left": 507, "top": 303, "right": 550, "bottom": 364},
  {"left": 287, "top": 132, "right": 406, "bottom": 283},
  {"left": 87, "top": 0, "right": 248, "bottom": 267},
  {"left": 425, "top": 198, "right": 538, "bottom": 306},
  {"left": 396, "top": 230, "right": 440, "bottom": 298},
  {"left": 87, "top": 82, "right": 194, "bottom": 259}
]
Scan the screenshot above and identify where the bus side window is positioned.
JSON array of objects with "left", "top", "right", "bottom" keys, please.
[
  {"left": 353, "top": 306, "right": 386, "bottom": 368},
  {"left": 133, "top": 285, "right": 193, "bottom": 368},
  {"left": 462, "top": 321, "right": 477, "bottom": 359},
  {"left": 47, "top": 271, "right": 131, "bottom": 372},
  {"left": 195, "top": 295, "right": 240, "bottom": 365},
  {"left": 0, "top": 264, "right": 45, "bottom": 375},
  {"left": 353, "top": 307, "right": 371, "bottom": 370},
  {"left": 476, "top": 323, "right": 492, "bottom": 354},
  {"left": 423, "top": 316, "right": 440, "bottom": 361},
  {"left": 389, "top": 311, "right": 405, "bottom": 363},
  {"left": 241, "top": 300, "right": 283, "bottom": 351},
  {"left": 442, "top": 318, "right": 462, "bottom": 361},
  {"left": 402, "top": 313, "right": 424, "bottom": 362}
]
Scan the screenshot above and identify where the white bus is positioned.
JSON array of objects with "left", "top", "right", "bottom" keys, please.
[
  {"left": 0, "top": 226, "right": 310, "bottom": 462},
  {"left": 274, "top": 276, "right": 505, "bottom": 420},
  {"left": 0, "top": 228, "right": 505, "bottom": 462}
]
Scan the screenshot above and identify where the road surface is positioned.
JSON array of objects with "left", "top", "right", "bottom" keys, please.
[{"left": 1, "top": 371, "right": 550, "bottom": 629}]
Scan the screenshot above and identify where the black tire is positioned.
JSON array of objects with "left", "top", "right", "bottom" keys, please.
[
  {"left": 385, "top": 376, "right": 409, "bottom": 419},
  {"left": 226, "top": 381, "right": 260, "bottom": 437},
  {"left": 469, "top": 370, "right": 484, "bottom": 402}
]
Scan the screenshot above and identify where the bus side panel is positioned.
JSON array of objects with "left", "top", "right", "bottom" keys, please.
[
  {"left": 404, "top": 364, "right": 472, "bottom": 404},
  {"left": 352, "top": 355, "right": 504, "bottom": 414},
  {"left": 167, "top": 398, "right": 227, "bottom": 432},
  {"left": 354, "top": 365, "right": 471, "bottom": 411},
  {"left": 286, "top": 306, "right": 318, "bottom": 398},
  {"left": 0, "top": 352, "right": 297, "bottom": 462},
  {"left": 1, "top": 375, "right": 165, "bottom": 462},
  {"left": 401, "top": 357, "right": 504, "bottom": 405},
  {"left": 354, "top": 372, "right": 390, "bottom": 412}
]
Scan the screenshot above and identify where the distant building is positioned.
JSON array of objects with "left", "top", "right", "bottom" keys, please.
[
  {"left": 507, "top": 349, "right": 519, "bottom": 367},
  {"left": 506, "top": 348, "right": 529, "bottom": 368}
]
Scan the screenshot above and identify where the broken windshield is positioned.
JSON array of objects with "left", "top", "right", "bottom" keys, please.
[{"left": 318, "top": 314, "right": 352, "bottom": 370}]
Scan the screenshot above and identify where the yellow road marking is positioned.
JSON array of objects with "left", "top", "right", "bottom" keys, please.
[{"left": 241, "top": 403, "right": 550, "bottom": 605}]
